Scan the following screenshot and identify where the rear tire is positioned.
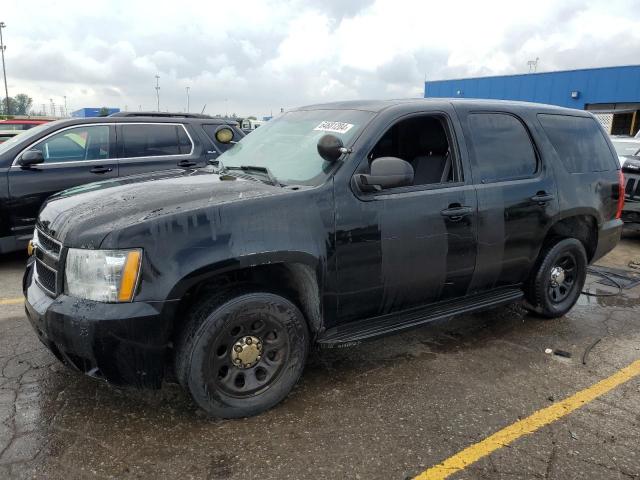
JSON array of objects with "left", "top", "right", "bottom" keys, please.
[
  {"left": 524, "top": 238, "right": 587, "bottom": 318},
  {"left": 175, "top": 289, "right": 309, "bottom": 418}
]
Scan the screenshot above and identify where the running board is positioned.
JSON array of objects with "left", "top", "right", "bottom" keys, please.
[{"left": 317, "top": 288, "right": 523, "bottom": 348}]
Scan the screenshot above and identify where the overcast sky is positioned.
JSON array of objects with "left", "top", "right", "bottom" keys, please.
[{"left": 2, "top": 0, "right": 639, "bottom": 117}]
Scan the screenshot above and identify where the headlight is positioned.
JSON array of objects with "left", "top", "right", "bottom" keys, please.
[{"left": 65, "top": 249, "right": 142, "bottom": 302}]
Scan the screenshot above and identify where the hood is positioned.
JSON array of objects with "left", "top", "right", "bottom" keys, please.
[{"left": 37, "top": 167, "right": 284, "bottom": 247}]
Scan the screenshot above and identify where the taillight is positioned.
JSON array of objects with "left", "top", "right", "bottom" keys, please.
[{"left": 616, "top": 170, "right": 625, "bottom": 220}]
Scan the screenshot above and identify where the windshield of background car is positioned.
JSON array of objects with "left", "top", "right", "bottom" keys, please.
[
  {"left": 611, "top": 139, "right": 640, "bottom": 157},
  {"left": 217, "top": 109, "right": 375, "bottom": 186}
]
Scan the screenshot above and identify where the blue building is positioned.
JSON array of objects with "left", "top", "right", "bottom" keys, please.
[
  {"left": 424, "top": 65, "right": 640, "bottom": 136},
  {"left": 71, "top": 107, "right": 120, "bottom": 118}
]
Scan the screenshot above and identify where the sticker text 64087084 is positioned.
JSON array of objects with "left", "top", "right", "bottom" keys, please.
[{"left": 314, "top": 121, "right": 354, "bottom": 135}]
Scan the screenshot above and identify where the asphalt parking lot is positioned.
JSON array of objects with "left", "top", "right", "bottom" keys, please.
[{"left": 0, "top": 234, "right": 639, "bottom": 479}]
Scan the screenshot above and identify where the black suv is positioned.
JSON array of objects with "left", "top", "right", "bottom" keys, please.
[
  {"left": 610, "top": 136, "right": 640, "bottom": 226},
  {"left": 0, "top": 113, "right": 243, "bottom": 253},
  {"left": 23, "top": 99, "right": 623, "bottom": 418}
]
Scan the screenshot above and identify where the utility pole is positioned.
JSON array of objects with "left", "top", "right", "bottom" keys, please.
[
  {"left": 155, "top": 74, "right": 160, "bottom": 112},
  {"left": 185, "top": 86, "right": 190, "bottom": 113},
  {"left": 63, "top": 96, "right": 68, "bottom": 116},
  {"left": 0, "top": 22, "right": 10, "bottom": 115}
]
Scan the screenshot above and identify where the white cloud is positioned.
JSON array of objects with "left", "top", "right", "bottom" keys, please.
[{"left": 1, "top": 0, "right": 639, "bottom": 117}]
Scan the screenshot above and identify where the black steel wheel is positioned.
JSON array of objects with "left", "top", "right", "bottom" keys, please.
[
  {"left": 547, "top": 252, "right": 578, "bottom": 303},
  {"left": 525, "top": 238, "right": 587, "bottom": 318},
  {"left": 210, "top": 311, "right": 290, "bottom": 398},
  {"left": 175, "top": 289, "right": 309, "bottom": 418}
]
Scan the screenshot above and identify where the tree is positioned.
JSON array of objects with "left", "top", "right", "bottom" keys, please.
[
  {"left": 13, "top": 94, "right": 33, "bottom": 115},
  {"left": 0, "top": 93, "right": 34, "bottom": 115},
  {"left": 0, "top": 97, "right": 17, "bottom": 116},
  {"left": 98, "top": 107, "right": 110, "bottom": 116}
]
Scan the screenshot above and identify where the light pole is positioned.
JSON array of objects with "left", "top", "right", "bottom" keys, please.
[
  {"left": 185, "top": 86, "right": 190, "bottom": 113},
  {"left": 0, "top": 22, "right": 10, "bottom": 115},
  {"left": 155, "top": 74, "right": 160, "bottom": 112},
  {"left": 63, "top": 96, "right": 67, "bottom": 116}
]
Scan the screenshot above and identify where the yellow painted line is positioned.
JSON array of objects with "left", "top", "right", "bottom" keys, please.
[
  {"left": 415, "top": 359, "right": 640, "bottom": 480},
  {"left": 0, "top": 297, "right": 24, "bottom": 305}
]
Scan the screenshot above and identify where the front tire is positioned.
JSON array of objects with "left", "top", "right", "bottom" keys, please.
[
  {"left": 176, "top": 290, "right": 309, "bottom": 418},
  {"left": 525, "top": 238, "right": 587, "bottom": 318}
]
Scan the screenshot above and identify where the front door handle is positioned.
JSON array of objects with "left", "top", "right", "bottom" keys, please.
[
  {"left": 178, "top": 160, "right": 197, "bottom": 168},
  {"left": 441, "top": 205, "right": 473, "bottom": 221},
  {"left": 90, "top": 166, "right": 113, "bottom": 174},
  {"left": 530, "top": 193, "right": 554, "bottom": 205}
]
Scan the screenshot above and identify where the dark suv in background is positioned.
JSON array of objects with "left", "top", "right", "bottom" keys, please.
[
  {"left": 610, "top": 136, "right": 640, "bottom": 226},
  {"left": 0, "top": 113, "right": 243, "bottom": 253},
  {"left": 23, "top": 99, "right": 623, "bottom": 418}
]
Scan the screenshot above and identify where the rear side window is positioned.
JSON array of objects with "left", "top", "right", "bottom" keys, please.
[
  {"left": 538, "top": 114, "right": 615, "bottom": 173},
  {"left": 467, "top": 113, "right": 537, "bottom": 182},
  {"left": 121, "top": 124, "right": 192, "bottom": 158}
]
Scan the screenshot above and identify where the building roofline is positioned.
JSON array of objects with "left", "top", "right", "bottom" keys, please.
[{"left": 425, "top": 64, "right": 640, "bottom": 84}]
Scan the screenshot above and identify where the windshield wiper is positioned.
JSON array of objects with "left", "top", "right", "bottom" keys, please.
[{"left": 224, "top": 165, "right": 281, "bottom": 186}]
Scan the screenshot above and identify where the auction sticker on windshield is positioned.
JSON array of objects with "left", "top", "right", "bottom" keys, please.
[{"left": 314, "top": 121, "right": 354, "bottom": 134}]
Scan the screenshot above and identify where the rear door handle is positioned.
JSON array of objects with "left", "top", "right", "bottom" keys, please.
[
  {"left": 440, "top": 205, "right": 473, "bottom": 220},
  {"left": 530, "top": 193, "right": 554, "bottom": 204},
  {"left": 178, "top": 160, "right": 197, "bottom": 168},
  {"left": 90, "top": 166, "right": 113, "bottom": 174}
]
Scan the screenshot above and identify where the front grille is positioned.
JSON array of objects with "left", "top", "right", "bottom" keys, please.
[
  {"left": 36, "top": 231, "right": 61, "bottom": 257},
  {"left": 625, "top": 175, "right": 640, "bottom": 201},
  {"left": 33, "top": 228, "right": 63, "bottom": 297},
  {"left": 35, "top": 259, "right": 57, "bottom": 295}
]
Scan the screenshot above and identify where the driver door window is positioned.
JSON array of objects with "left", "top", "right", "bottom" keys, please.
[
  {"left": 33, "top": 125, "right": 111, "bottom": 163},
  {"left": 367, "top": 115, "right": 460, "bottom": 188}
]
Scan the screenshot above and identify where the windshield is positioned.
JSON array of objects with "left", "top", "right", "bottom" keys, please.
[
  {"left": 217, "top": 109, "right": 375, "bottom": 185},
  {"left": 0, "top": 122, "right": 54, "bottom": 156},
  {"left": 611, "top": 139, "right": 640, "bottom": 157}
]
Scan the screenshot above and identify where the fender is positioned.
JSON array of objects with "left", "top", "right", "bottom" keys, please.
[{"left": 165, "top": 250, "right": 322, "bottom": 301}]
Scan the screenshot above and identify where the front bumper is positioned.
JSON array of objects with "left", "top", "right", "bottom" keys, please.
[
  {"left": 623, "top": 171, "right": 640, "bottom": 224},
  {"left": 23, "top": 260, "right": 173, "bottom": 388}
]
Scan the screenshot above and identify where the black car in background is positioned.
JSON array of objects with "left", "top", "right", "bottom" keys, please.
[
  {"left": 0, "top": 113, "right": 243, "bottom": 253},
  {"left": 610, "top": 136, "right": 640, "bottom": 226}
]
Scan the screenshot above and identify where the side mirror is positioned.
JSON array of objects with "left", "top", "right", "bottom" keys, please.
[
  {"left": 317, "top": 134, "right": 348, "bottom": 163},
  {"left": 18, "top": 150, "right": 45, "bottom": 167},
  {"left": 356, "top": 157, "right": 414, "bottom": 192}
]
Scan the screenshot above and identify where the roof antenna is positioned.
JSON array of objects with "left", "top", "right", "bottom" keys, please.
[{"left": 201, "top": 104, "right": 207, "bottom": 114}]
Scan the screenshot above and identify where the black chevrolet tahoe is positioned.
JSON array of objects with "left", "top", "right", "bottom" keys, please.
[
  {"left": 23, "top": 99, "right": 624, "bottom": 418},
  {"left": 0, "top": 113, "right": 243, "bottom": 253}
]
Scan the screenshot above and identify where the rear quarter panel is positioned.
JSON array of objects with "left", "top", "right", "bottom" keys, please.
[{"left": 531, "top": 113, "right": 621, "bottom": 245}]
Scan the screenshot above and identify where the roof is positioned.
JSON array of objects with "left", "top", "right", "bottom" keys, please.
[
  {"left": 424, "top": 65, "right": 640, "bottom": 109},
  {"left": 44, "top": 116, "right": 239, "bottom": 128},
  {"left": 296, "top": 98, "right": 582, "bottom": 115},
  {"left": 109, "top": 111, "right": 215, "bottom": 119},
  {"left": 426, "top": 64, "right": 640, "bottom": 83}
]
